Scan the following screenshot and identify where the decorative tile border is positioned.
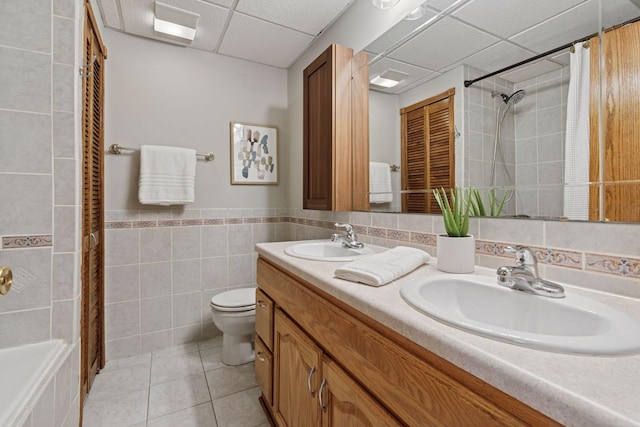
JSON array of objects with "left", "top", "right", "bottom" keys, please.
[
  {"left": 3, "top": 235, "right": 53, "bottom": 248},
  {"left": 586, "top": 254, "right": 640, "bottom": 279},
  {"left": 100, "top": 214, "right": 639, "bottom": 281}
]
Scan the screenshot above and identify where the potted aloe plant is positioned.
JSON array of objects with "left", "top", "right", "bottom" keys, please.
[{"left": 432, "top": 187, "right": 475, "bottom": 273}]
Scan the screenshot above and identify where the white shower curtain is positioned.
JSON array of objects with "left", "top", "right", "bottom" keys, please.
[{"left": 563, "top": 42, "right": 591, "bottom": 220}]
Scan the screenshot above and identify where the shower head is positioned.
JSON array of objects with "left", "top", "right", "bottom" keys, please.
[
  {"left": 506, "top": 89, "right": 526, "bottom": 107},
  {"left": 492, "top": 90, "right": 526, "bottom": 108}
]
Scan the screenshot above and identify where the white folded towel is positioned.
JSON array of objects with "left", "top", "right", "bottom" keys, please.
[
  {"left": 335, "top": 246, "right": 430, "bottom": 287},
  {"left": 138, "top": 145, "right": 197, "bottom": 205},
  {"left": 369, "top": 162, "right": 393, "bottom": 203}
]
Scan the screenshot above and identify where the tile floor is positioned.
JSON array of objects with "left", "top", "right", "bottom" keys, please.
[{"left": 82, "top": 337, "right": 268, "bottom": 427}]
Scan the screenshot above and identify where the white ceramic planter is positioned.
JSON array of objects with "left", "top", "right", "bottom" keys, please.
[{"left": 436, "top": 234, "right": 476, "bottom": 273}]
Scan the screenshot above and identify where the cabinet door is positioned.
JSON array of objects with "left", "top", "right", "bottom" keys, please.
[
  {"left": 256, "top": 288, "right": 274, "bottom": 350},
  {"left": 320, "top": 357, "right": 402, "bottom": 427},
  {"left": 303, "top": 44, "right": 354, "bottom": 211},
  {"left": 255, "top": 337, "right": 273, "bottom": 407},
  {"left": 274, "top": 309, "right": 322, "bottom": 427}
]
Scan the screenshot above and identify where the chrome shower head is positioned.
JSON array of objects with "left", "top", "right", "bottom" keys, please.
[
  {"left": 492, "top": 90, "right": 526, "bottom": 107},
  {"left": 505, "top": 89, "right": 526, "bottom": 107}
]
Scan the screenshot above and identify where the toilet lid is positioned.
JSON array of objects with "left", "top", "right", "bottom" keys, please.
[{"left": 210, "top": 288, "right": 255, "bottom": 310}]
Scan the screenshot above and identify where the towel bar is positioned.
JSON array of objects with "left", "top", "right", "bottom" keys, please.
[{"left": 108, "top": 144, "right": 215, "bottom": 161}]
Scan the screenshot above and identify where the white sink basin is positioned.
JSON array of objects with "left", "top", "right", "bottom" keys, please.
[
  {"left": 400, "top": 274, "right": 640, "bottom": 355},
  {"left": 284, "top": 241, "right": 374, "bottom": 262}
]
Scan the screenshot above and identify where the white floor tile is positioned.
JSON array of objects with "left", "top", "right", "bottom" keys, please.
[
  {"left": 152, "top": 342, "right": 199, "bottom": 359},
  {"left": 147, "top": 402, "right": 217, "bottom": 427},
  {"left": 212, "top": 386, "right": 267, "bottom": 427},
  {"left": 150, "top": 350, "right": 203, "bottom": 385},
  {"left": 87, "top": 364, "right": 150, "bottom": 401},
  {"left": 101, "top": 352, "right": 152, "bottom": 374},
  {"left": 85, "top": 340, "right": 265, "bottom": 426},
  {"left": 205, "top": 363, "right": 258, "bottom": 400},
  {"left": 148, "top": 372, "right": 211, "bottom": 419},
  {"left": 82, "top": 388, "right": 148, "bottom": 427}
]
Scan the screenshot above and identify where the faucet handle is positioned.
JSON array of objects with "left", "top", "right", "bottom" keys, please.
[
  {"left": 334, "top": 223, "right": 354, "bottom": 234},
  {"left": 505, "top": 246, "right": 537, "bottom": 268}
]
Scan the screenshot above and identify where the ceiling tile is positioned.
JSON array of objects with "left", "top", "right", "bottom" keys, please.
[
  {"left": 509, "top": 1, "right": 601, "bottom": 54},
  {"left": 98, "top": 0, "right": 122, "bottom": 29},
  {"left": 364, "top": 7, "right": 439, "bottom": 55},
  {"left": 198, "top": 0, "right": 234, "bottom": 7},
  {"left": 454, "top": 0, "right": 584, "bottom": 39},
  {"left": 388, "top": 16, "right": 499, "bottom": 71},
  {"left": 499, "top": 59, "right": 562, "bottom": 83},
  {"left": 602, "top": 0, "right": 640, "bottom": 28},
  {"left": 427, "top": 0, "right": 470, "bottom": 13},
  {"left": 453, "top": 41, "right": 534, "bottom": 75},
  {"left": 235, "top": 0, "right": 351, "bottom": 35},
  {"left": 218, "top": 12, "right": 314, "bottom": 68}
]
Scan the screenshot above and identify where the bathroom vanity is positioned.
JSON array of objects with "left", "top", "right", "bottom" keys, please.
[{"left": 254, "top": 241, "right": 640, "bottom": 426}]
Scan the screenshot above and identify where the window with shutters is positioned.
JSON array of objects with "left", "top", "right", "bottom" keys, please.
[
  {"left": 81, "top": 0, "right": 107, "bottom": 414},
  {"left": 400, "top": 89, "right": 455, "bottom": 213}
]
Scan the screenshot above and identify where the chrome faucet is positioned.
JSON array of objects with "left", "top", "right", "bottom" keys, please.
[
  {"left": 331, "top": 223, "right": 364, "bottom": 249},
  {"left": 496, "top": 246, "right": 565, "bottom": 298}
]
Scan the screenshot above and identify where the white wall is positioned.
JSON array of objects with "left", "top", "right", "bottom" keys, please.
[{"left": 103, "top": 31, "right": 289, "bottom": 210}]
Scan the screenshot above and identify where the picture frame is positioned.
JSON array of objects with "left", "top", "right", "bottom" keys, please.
[{"left": 230, "top": 122, "right": 279, "bottom": 185}]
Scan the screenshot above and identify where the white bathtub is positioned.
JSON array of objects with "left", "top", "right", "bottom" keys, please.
[{"left": 0, "top": 340, "right": 70, "bottom": 427}]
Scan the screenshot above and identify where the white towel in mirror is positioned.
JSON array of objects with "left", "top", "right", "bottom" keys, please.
[{"left": 369, "top": 162, "right": 393, "bottom": 203}]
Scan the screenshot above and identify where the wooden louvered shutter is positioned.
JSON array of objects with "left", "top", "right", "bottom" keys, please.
[
  {"left": 401, "top": 89, "right": 455, "bottom": 213},
  {"left": 81, "top": 0, "right": 107, "bottom": 412}
]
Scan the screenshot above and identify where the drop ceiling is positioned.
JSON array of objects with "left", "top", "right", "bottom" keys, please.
[
  {"left": 95, "top": 0, "right": 640, "bottom": 90},
  {"left": 366, "top": 0, "right": 640, "bottom": 93},
  {"left": 95, "top": 0, "right": 354, "bottom": 68}
]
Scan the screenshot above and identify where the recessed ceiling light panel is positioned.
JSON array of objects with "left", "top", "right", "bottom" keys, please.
[
  {"left": 154, "top": 1, "right": 200, "bottom": 41},
  {"left": 371, "top": 69, "right": 410, "bottom": 88}
]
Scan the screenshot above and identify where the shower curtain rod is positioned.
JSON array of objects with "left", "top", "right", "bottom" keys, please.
[{"left": 463, "top": 15, "right": 640, "bottom": 88}]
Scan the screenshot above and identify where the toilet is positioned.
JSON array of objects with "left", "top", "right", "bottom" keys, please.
[{"left": 210, "top": 287, "right": 256, "bottom": 365}]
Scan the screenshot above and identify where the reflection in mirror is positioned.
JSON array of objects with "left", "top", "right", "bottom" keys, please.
[{"left": 359, "top": 0, "right": 640, "bottom": 222}]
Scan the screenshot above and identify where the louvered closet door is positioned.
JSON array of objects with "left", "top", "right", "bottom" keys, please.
[
  {"left": 81, "top": 0, "right": 106, "bottom": 409},
  {"left": 426, "top": 97, "right": 454, "bottom": 212},
  {"left": 401, "top": 90, "right": 455, "bottom": 213},
  {"left": 402, "top": 109, "right": 428, "bottom": 212}
]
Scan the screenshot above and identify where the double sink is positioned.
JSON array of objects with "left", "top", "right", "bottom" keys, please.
[{"left": 284, "top": 240, "right": 640, "bottom": 356}]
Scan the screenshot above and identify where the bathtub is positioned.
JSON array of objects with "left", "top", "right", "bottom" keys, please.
[{"left": 0, "top": 339, "right": 70, "bottom": 427}]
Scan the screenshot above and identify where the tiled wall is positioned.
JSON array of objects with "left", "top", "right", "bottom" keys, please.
[
  {"left": 293, "top": 210, "right": 640, "bottom": 299},
  {"left": 464, "top": 66, "right": 517, "bottom": 216},
  {"left": 103, "top": 208, "right": 295, "bottom": 360},
  {"left": 514, "top": 67, "right": 569, "bottom": 217},
  {"left": 0, "top": 0, "right": 80, "bottom": 425},
  {"left": 103, "top": 206, "right": 640, "bottom": 360}
]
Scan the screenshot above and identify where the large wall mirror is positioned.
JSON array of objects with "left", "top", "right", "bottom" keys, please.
[{"left": 358, "top": 0, "right": 640, "bottom": 223}]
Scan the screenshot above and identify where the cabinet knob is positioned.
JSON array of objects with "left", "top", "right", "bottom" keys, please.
[
  {"left": 256, "top": 351, "right": 266, "bottom": 362},
  {"left": 257, "top": 300, "right": 267, "bottom": 308},
  {"left": 0, "top": 266, "right": 13, "bottom": 295}
]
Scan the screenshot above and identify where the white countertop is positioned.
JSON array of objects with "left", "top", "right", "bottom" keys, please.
[{"left": 256, "top": 241, "right": 640, "bottom": 427}]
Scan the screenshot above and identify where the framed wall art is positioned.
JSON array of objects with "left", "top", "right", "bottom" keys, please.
[{"left": 230, "top": 122, "right": 279, "bottom": 185}]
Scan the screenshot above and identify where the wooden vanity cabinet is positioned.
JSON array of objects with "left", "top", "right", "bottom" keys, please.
[
  {"left": 256, "top": 257, "right": 561, "bottom": 426},
  {"left": 303, "top": 44, "right": 369, "bottom": 211}
]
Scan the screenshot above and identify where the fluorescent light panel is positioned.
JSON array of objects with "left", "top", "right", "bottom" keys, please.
[
  {"left": 370, "top": 75, "right": 401, "bottom": 88},
  {"left": 370, "top": 69, "right": 410, "bottom": 88},
  {"left": 154, "top": 18, "right": 197, "bottom": 40},
  {"left": 154, "top": 1, "right": 199, "bottom": 41}
]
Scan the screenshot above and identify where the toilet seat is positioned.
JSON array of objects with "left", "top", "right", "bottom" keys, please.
[{"left": 210, "top": 288, "right": 255, "bottom": 312}]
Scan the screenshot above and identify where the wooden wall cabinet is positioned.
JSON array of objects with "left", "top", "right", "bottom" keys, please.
[
  {"left": 303, "top": 44, "right": 369, "bottom": 211},
  {"left": 256, "top": 257, "right": 561, "bottom": 426}
]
